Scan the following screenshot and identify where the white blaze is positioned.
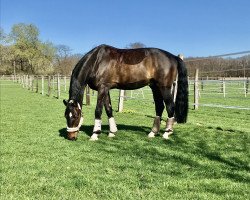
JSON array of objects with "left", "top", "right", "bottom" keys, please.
[{"left": 69, "top": 112, "right": 72, "bottom": 118}]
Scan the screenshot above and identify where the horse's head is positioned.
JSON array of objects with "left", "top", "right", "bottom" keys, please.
[{"left": 63, "top": 99, "right": 83, "bottom": 140}]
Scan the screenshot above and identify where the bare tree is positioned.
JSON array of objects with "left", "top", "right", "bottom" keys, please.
[{"left": 126, "top": 42, "right": 146, "bottom": 49}]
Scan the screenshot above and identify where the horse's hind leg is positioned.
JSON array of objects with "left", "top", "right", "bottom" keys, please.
[
  {"left": 148, "top": 85, "right": 164, "bottom": 138},
  {"left": 159, "top": 86, "right": 175, "bottom": 139},
  {"left": 104, "top": 92, "right": 118, "bottom": 137}
]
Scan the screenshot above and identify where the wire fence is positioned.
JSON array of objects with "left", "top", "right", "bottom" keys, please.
[
  {"left": 1, "top": 74, "right": 249, "bottom": 111},
  {"left": 185, "top": 51, "right": 250, "bottom": 78},
  {"left": 189, "top": 76, "right": 249, "bottom": 110}
]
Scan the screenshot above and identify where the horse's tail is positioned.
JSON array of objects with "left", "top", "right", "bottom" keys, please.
[{"left": 174, "top": 56, "right": 188, "bottom": 123}]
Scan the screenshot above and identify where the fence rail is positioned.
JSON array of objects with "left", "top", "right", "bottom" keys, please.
[
  {"left": 1, "top": 74, "right": 249, "bottom": 111},
  {"left": 9, "top": 74, "right": 71, "bottom": 98}
]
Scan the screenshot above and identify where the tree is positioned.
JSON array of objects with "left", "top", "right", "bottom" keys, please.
[
  {"left": 0, "top": 27, "right": 15, "bottom": 74},
  {"left": 0, "top": 45, "right": 14, "bottom": 74},
  {"left": 54, "top": 44, "right": 73, "bottom": 75},
  {"left": 126, "top": 42, "right": 146, "bottom": 49},
  {"left": 54, "top": 50, "right": 82, "bottom": 75},
  {"left": 7, "top": 23, "right": 56, "bottom": 74},
  {"left": 56, "top": 44, "right": 71, "bottom": 59},
  {"left": 0, "top": 27, "right": 6, "bottom": 43}
]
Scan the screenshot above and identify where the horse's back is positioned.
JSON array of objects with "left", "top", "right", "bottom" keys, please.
[{"left": 89, "top": 45, "right": 178, "bottom": 89}]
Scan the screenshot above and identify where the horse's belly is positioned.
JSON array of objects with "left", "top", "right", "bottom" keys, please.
[{"left": 115, "top": 79, "right": 150, "bottom": 90}]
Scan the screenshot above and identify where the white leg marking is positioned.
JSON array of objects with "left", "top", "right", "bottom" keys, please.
[
  {"left": 166, "top": 117, "right": 175, "bottom": 130},
  {"left": 163, "top": 130, "right": 173, "bottom": 140},
  {"left": 90, "top": 119, "right": 102, "bottom": 141},
  {"left": 163, "top": 117, "right": 174, "bottom": 139},
  {"left": 148, "top": 131, "right": 156, "bottom": 138},
  {"left": 90, "top": 133, "right": 99, "bottom": 141},
  {"left": 163, "top": 132, "right": 169, "bottom": 139},
  {"left": 108, "top": 132, "right": 116, "bottom": 138},
  {"left": 93, "top": 119, "right": 102, "bottom": 132},
  {"left": 109, "top": 117, "right": 117, "bottom": 133}
]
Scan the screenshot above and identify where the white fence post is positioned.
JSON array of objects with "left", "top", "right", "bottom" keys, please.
[
  {"left": 246, "top": 77, "right": 249, "bottom": 95},
  {"left": 172, "top": 78, "right": 178, "bottom": 103},
  {"left": 32, "top": 76, "right": 34, "bottom": 91},
  {"left": 86, "top": 85, "right": 90, "bottom": 105},
  {"left": 244, "top": 81, "right": 247, "bottom": 97},
  {"left": 64, "top": 76, "right": 67, "bottom": 92},
  {"left": 25, "top": 75, "right": 28, "bottom": 88},
  {"left": 22, "top": 75, "right": 25, "bottom": 88},
  {"left": 57, "top": 74, "right": 60, "bottom": 99},
  {"left": 29, "top": 76, "right": 32, "bottom": 90},
  {"left": 118, "top": 90, "right": 125, "bottom": 112},
  {"left": 36, "top": 76, "right": 38, "bottom": 93},
  {"left": 223, "top": 78, "right": 226, "bottom": 97},
  {"left": 52, "top": 76, "right": 55, "bottom": 90},
  {"left": 194, "top": 69, "right": 199, "bottom": 110},
  {"left": 48, "top": 76, "right": 51, "bottom": 96},
  {"left": 41, "top": 76, "right": 44, "bottom": 95}
]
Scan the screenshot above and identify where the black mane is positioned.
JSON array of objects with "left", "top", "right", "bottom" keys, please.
[{"left": 68, "top": 46, "right": 100, "bottom": 102}]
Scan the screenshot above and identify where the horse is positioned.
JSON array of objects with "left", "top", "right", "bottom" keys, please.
[{"left": 63, "top": 44, "right": 188, "bottom": 141}]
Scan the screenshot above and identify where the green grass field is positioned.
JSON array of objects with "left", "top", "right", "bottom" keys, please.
[{"left": 1, "top": 80, "right": 250, "bottom": 199}]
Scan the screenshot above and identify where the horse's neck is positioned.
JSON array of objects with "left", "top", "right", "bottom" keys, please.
[
  {"left": 69, "top": 76, "right": 86, "bottom": 103},
  {"left": 68, "top": 48, "right": 95, "bottom": 102}
]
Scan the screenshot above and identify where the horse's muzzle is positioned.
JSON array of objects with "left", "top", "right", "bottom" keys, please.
[{"left": 67, "top": 131, "right": 78, "bottom": 141}]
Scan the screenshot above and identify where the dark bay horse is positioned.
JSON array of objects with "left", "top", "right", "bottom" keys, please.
[{"left": 63, "top": 44, "right": 188, "bottom": 140}]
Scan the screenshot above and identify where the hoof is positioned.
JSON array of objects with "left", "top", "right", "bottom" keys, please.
[
  {"left": 163, "top": 130, "right": 173, "bottom": 140},
  {"left": 108, "top": 132, "right": 116, "bottom": 138},
  {"left": 162, "top": 132, "right": 169, "bottom": 140},
  {"left": 148, "top": 131, "right": 156, "bottom": 138},
  {"left": 90, "top": 133, "right": 99, "bottom": 141}
]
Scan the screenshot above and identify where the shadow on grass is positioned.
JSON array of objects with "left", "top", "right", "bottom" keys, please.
[
  {"left": 58, "top": 124, "right": 151, "bottom": 139},
  {"left": 59, "top": 128, "right": 68, "bottom": 139},
  {"left": 58, "top": 124, "right": 250, "bottom": 184},
  {"left": 196, "top": 140, "right": 250, "bottom": 172}
]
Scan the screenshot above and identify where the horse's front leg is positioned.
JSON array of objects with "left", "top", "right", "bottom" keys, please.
[
  {"left": 90, "top": 87, "right": 107, "bottom": 141},
  {"left": 104, "top": 92, "right": 118, "bottom": 138}
]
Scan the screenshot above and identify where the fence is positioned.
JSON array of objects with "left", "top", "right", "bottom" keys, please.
[
  {"left": 1, "top": 73, "right": 249, "bottom": 111},
  {"left": 9, "top": 74, "right": 70, "bottom": 98},
  {"left": 1, "top": 74, "right": 94, "bottom": 106},
  {"left": 189, "top": 69, "right": 249, "bottom": 110}
]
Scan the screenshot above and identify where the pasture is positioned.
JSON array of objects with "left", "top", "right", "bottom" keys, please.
[{"left": 1, "top": 80, "right": 250, "bottom": 199}]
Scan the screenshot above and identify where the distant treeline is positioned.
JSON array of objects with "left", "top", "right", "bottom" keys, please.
[
  {"left": 186, "top": 55, "right": 250, "bottom": 78},
  {"left": 0, "top": 23, "right": 147, "bottom": 76},
  {"left": 1, "top": 23, "right": 249, "bottom": 77},
  {"left": 0, "top": 23, "right": 82, "bottom": 75}
]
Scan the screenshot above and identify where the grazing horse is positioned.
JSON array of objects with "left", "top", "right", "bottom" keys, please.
[{"left": 63, "top": 44, "right": 188, "bottom": 141}]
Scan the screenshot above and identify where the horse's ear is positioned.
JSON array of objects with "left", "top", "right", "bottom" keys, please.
[{"left": 63, "top": 99, "right": 68, "bottom": 106}]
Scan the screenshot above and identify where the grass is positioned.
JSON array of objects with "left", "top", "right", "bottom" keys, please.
[{"left": 0, "top": 80, "right": 250, "bottom": 199}]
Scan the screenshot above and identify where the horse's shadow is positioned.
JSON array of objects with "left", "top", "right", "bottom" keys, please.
[{"left": 58, "top": 124, "right": 151, "bottom": 139}]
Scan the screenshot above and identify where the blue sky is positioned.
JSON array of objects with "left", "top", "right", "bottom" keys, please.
[{"left": 1, "top": 0, "right": 250, "bottom": 57}]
